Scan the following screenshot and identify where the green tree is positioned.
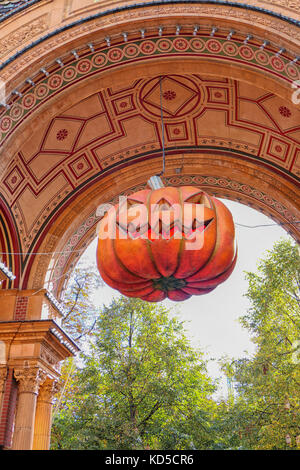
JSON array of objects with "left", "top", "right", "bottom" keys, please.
[
  {"left": 51, "top": 297, "right": 217, "bottom": 450},
  {"left": 61, "top": 262, "right": 102, "bottom": 342},
  {"left": 221, "top": 239, "right": 300, "bottom": 450}
]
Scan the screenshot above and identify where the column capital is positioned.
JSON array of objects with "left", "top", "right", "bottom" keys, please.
[
  {"left": 38, "top": 378, "right": 61, "bottom": 404},
  {"left": 14, "top": 367, "right": 47, "bottom": 395}
]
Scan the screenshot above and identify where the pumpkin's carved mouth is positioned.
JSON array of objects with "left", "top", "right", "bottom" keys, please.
[{"left": 117, "top": 217, "right": 214, "bottom": 240}]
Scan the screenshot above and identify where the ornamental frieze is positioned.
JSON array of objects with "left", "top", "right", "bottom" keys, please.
[
  {"left": 261, "top": 0, "right": 300, "bottom": 12},
  {"left": 40, "top": 345, "right": 61, "bottom": 371},
  {"left": 0, "top": 14, "right": 49, "bottom": 60}
]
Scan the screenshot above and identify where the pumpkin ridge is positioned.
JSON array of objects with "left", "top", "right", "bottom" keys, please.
[
  {"left": 199, "top": 193, "right": 219, "bottom": 270},
  {"left": 145, "top": 188, "right": 170, "bottom": 277},
  {"left": 186, "top": 196, "right": 235, "bottom": 281},
  {"left": 97, "top": 236, "right": 146, "bottom": 283},
  {"left": 177, "top": 193, "right": 219, "bottom": 280},
  {"left": 186, "top": 248, "right": 237, "bottom": 285},
  {"left": 174, "top": 186, "right": 186, "bottom": 274},
  {"left": 111, "top": 236, "right": 147, "bottom": 281}
]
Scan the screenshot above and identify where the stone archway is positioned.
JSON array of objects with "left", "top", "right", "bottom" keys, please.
[{"left": 0, "top": 0, "right": 299, "bottom": 450}]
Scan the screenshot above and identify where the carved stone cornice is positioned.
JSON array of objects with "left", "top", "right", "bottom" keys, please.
[
  {"left": 0, "top": 13, "right": 49, "bottom": 61},
  {"left": 14, "top": 366, "right": 47, "bottom": 394},
  {"left": 247, "top": 1, "right": 300, "bottom": 14},
  {"left": 0, "top": 320, "right": 80, "bottom": 369}
]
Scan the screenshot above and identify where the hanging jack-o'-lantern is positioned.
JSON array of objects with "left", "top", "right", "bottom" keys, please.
[{"left": 96, "top": 178, "right": 237, "bottom": 302}]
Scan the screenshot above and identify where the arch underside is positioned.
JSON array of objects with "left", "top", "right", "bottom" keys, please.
[{"left": 0, "top": 4, "right": 299, "bottom": 296}]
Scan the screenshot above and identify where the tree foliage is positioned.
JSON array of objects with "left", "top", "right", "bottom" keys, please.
[
  {"left": 52, "top": 238, "right": 300, "bottom": 450},
  {"left": 61, "top": 263, "right": 102, "bottom": 342},
  {"left": 221, "top": 239, "right": 300, "bottom": 449},
  {"left": 51, "top": 297, "right": 217, "bottom": 450}
]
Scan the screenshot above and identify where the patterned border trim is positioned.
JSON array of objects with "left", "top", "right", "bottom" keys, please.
[{"left": 1, "top": 35, "right": 298, "bottom": 147}]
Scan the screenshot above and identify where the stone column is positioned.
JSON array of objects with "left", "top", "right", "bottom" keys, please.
[
  {"left": 12, "top": 367, "right": 46, "bottom": 450},
  {"left": 33, "top": 378, "right": 59, "bottom": 450}
]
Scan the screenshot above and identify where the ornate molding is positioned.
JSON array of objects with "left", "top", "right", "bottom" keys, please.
[
  {"left": 59, "top": 0, "right": 300, "bottom": 21},
  {"left": 1, "top": 0, "right": 300, "bottom": 24},
  {"left": 262, "top": 0, "right": 300, "bottom": 12},
  {"left": 0, "top": 14, "right": 49, "bottom": 61},
  {"left": 14, "top": 366, "right": 47, "bottom": 394}
]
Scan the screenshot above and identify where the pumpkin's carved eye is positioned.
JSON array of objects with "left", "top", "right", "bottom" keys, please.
[
  {"left": 185, "top": 193, "right": 212, "bottom": 208},
  {"left": 116, "top": 191, "right": 214, "bottom": 240}
]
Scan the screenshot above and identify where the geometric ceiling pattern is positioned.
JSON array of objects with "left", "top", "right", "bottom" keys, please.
[
  {"left": 1, "top": 73, "right": 300, "bottom": 257},
  {"left": 2, "top": 71, "right": 300, "bottom": 260},
  {"left": 1, "top": 34, "right": 299, "bottom": 147}
]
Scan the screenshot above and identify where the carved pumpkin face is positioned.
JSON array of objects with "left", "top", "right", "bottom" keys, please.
[{"left": 97, "top": 186, "right": 237, "bottom": 302}]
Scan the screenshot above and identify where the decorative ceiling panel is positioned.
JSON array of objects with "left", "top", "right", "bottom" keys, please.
[{"left": 1, "top": 73, "right": 299, "bottom": 261}]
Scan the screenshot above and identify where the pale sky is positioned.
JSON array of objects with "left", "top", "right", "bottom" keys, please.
[{"left": 79, "top": 199, "right": 293, "bottom": 397}]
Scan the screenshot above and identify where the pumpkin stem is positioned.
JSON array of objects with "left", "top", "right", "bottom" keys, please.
[{"left": 147, "top": 175, "right": 165, "bottom": 190}]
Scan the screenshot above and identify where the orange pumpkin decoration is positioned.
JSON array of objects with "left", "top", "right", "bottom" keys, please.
[{"left": 96, "top": 186, "right": 237, "bottom": 302}]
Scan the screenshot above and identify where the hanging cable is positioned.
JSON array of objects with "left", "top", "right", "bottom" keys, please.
[
  {"left": 158, "top": 75, "right": 166, "bottom": 177},
  {"left": 235, "top": 221, "right": 300, "bottom": 229}
]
